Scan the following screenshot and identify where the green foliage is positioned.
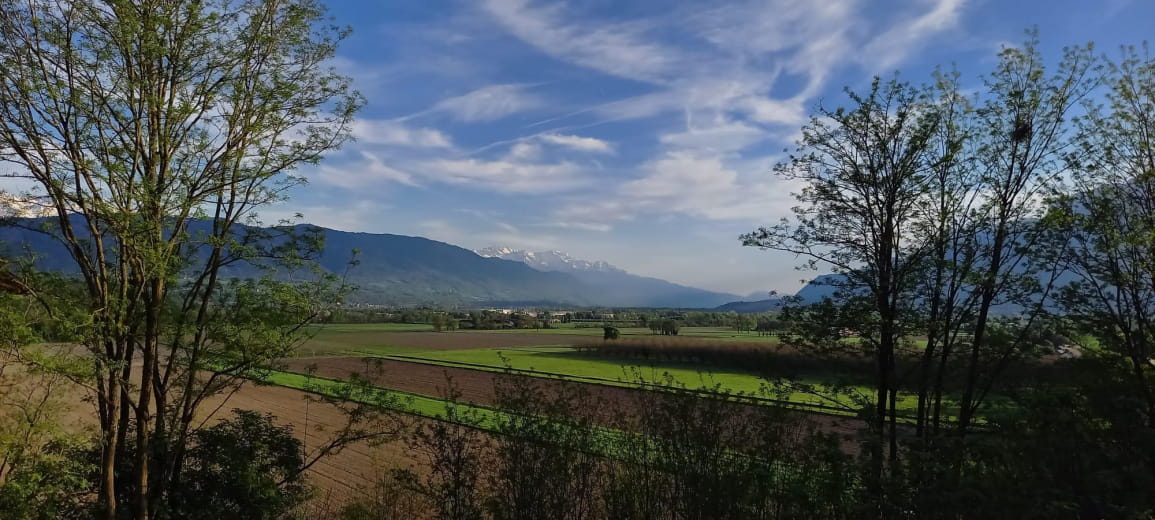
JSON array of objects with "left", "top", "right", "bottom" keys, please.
[
  {"left": 486, "top": 374, "right": 604, "bottom": 520},
  {"left": 167, "top": 410, "right": 313, "bottom": 520},
  {"left": 337, "top": 471, "right": 427, "bottom": 520},
  {"left": 0, "top": 439, "right": 95, "bottom": 520}
]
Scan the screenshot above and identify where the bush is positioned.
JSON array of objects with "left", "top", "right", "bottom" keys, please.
[{"left": 169, "top": 410, "right": 313, "bottom": 520}]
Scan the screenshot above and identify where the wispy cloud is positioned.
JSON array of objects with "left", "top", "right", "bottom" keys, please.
[
  {"left": 659, "top": 121, "right": 767, "bottom": 154},
  {"left": 539, "top": 133, "right": 614, "bottom": 153},
  {"left": 418, "top": 156, "right": 589, "bottom": 194},
  {"left": 314, "top": 151, "right": 420, "bottom": 188},
  {"left": 551, "top": 149, "right": 799, "bottom": 232},
  {"left": 861, "top": 0, "right": 967, "bottom": 72},
  {"left": 481, "top": 0, "right": 686, "bottom": 85},
  {"left": 349, "top": 119, "right": 452, "bottom": 148},
  {"left": 407, "top": 83, "right": 546, "bottom": 123}
]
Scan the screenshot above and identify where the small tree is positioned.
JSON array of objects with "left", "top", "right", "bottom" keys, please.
[{"left": 955, "top": 32, "right": 1100, "bottom": 433}]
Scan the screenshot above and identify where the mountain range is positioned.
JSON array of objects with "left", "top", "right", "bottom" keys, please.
[
  {"left": 476, "top": 247, "right": 741, "bottom": 308},
  {"left": 712, "top": 274, "right": 845, "bottom": 312},
  {"left": 0, "top": 217, "right": 747, "bottom": 308}
]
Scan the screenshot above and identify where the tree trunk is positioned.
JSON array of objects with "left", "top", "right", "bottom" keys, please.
[{"left": 101, "top": 372, "right": 121, "bottom": 520}]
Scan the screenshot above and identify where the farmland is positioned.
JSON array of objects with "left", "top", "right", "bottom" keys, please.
[
  {"left": 291, "top": 324, "right": 921, "bottom": 414},
  {"left": 0, "top": 323, "right": 936, "bottom": 513}
]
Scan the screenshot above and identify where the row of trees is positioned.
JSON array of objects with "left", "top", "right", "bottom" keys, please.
[{"left": 743, "top": 31, "right": 1154, "bottom": 510}]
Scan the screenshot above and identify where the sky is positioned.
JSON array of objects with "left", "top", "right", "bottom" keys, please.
[{"left": 268, "top": 0, "right": 1154, "bottom": 297}]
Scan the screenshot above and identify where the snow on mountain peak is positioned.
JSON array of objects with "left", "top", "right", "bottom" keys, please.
[
  {"left": 475, "top": 246, "right": 624, "bottom": 274},
  {"left": 0, "top": 192, "right": 53, "bottom": 218}
]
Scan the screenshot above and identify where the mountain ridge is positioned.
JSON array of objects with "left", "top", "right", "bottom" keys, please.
[
  {"left": 476, "top": 246, "right": 741, "bottom": 308},
  {"left": 0, "top": 218, "right": 742, "bottom": 308}
]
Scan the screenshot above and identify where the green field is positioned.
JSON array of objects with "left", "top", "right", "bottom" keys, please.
[
  {"left": 307, "top": 323, "right": 436, "bottom": 334},
  {"left": 351, "top": 345, "right": 919, "bottom": 415},
  {"left": 263, "top": 371, "right": 723, "bottom": 461},
  {"left": 297, "top": 323, "right": 436, "bottom": 356},
  {"left": 264, "top": 370, "right": 494, "bottom": 420},
  {"left": 474, "top": 325, "right": 785, "bottom": 343},
  {"left": 292, "top": 323, "right": 931, "bottom": 418}
]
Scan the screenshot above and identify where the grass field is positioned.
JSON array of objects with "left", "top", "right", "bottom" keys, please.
[
  {"left": 263, "top": 370, "right": 495, "bottom": 422},
  {"left": 262, "top": 370, "right": 640, "bottom": 455},
  {"left": 348, "top": 345, "right": 919, "bottom": 414},
  {"left": 310, "top": 323, "right": 783, "bottom": 342},
  {"left": 294, "top": 324, "right": 790, "bottom": 361},
  {"left": 475, "top": 325, "right": 785, "bottom": 343},
  {"left": 292, "top": 323, "right": 932, "bottom": 417}
]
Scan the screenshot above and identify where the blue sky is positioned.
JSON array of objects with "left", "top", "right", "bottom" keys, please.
[{"left": 270, "top": 0, "right": 1154, "bottom": 297}]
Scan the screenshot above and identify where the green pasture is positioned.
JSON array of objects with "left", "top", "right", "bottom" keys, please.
[
  {"left": 292, "top": 323, "right": 941, "bottom": 419},
  {"left": 297, "top": 323, "right": 435, "bottom": 356},
  {"left": 307, "top": 323, "right": 436, "bottom": 333}
]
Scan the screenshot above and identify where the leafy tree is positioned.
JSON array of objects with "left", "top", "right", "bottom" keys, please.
[
  {"left": 1048, "top": 44, "right": 1155, "bottom": 428},
  {"left": 743, "top": 77, "right": 944, "bottom": 498},
  {"left": 433, "top": 313, "right": 451, "bottom": 332},
  {"left": 0, "top": 1, "right": 361, "bottom": 518},
  {"left": 908, "top": 68, "right": 984, "bottom": 439},
  {"left": 0, "top": 438, "right": 95, "bottom": 520},
  {"left": 169, "top": 410, "right": 312, "bottom": 520},
  {"left": 514, "top": 313, "right": 538, "bottom": 329},
  {"left": 954, "top": 33, "right": 1100, "bottom": 433},
  {"left": 393, "top": 383, "right": 487, "bottom": 520}
]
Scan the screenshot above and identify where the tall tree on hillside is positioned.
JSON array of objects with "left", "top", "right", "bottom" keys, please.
[
  {"left": 742, "top": 77, "right": 943, "bottom": 505},
  {"left": 0, "top": 1, "right": 366, "bottom": 518},
  {"left": 1048, "top": 44, "right": 1155, "bottom": 428},
  {"left": 955, "top": 33, "right": 1100, "bottom": 433}
]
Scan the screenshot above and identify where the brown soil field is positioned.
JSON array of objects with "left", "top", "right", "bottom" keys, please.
[
  {"left": 199, "top": 383, "right": 425, "bottom": 513},
  {"left": 279, "top": 356, "right": 865, "bottom": 448},
  {"left": 0, "top": 359, "right": 430, "bottom": 513},
  {"left": 366, "top": 331, "right": 586, "bottom": 349},
  {"left": 4, "top": 348, "right": 867, "bottom": 514},
  {"left": 296, "top": 331, "right": 594, "bottom": 357}
]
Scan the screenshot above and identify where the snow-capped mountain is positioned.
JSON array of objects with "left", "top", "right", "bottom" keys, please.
[
  {"left": 0, "top": 193, "right": 53, "bottom": 218},
  {"left": 475, "top": 247, "right": 625, "bottom": 274},
  {"left": 476, "top": 246, "right": 741, "bottom": 308}
]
